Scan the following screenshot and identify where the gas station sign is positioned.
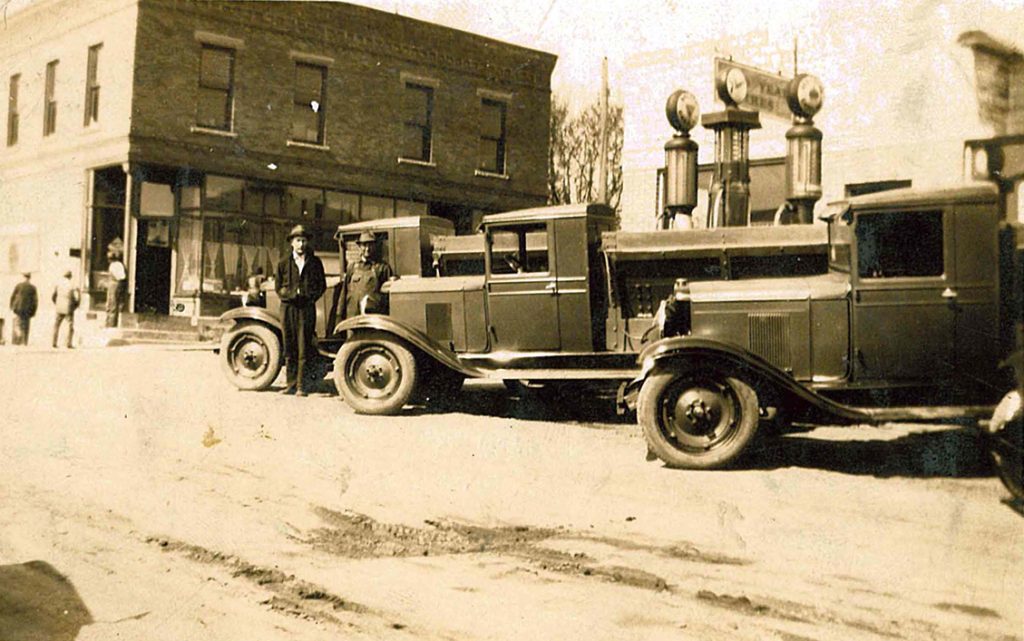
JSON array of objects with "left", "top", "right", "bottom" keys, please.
[{"left": 714, "top": 58, "right": 792, "bottom": 121}]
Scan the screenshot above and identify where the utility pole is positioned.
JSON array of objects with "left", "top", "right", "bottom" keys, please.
[{"left": 597, "top": 57, "right": 609, "bottom": 205}]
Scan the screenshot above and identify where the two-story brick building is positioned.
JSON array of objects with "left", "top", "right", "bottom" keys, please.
[{"left": 0, "top": 0, "right": 555, "bottom": 325}]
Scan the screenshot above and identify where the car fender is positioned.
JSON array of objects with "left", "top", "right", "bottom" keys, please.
[
  {"left": 626, "top": 336, "right": 871, "bottom": 424},
  {"left": 220, "top": 307, "right": 283, "bottom": 334},
  {"left": 334, "top": 315, "right": 482, "bottom": 378}
]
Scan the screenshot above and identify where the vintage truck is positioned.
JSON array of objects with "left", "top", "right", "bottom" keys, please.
[{"left": 218, "top": 136, "right": 1022, "bottom": 475}]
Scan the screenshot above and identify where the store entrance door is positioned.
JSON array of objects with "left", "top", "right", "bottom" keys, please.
[{"left": 134, "top": 219, "right": 171, "bottom": 314}]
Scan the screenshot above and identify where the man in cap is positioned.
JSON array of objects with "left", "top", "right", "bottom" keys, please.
[
  {"left": 52, "top": 270, "right": 81, "bottom": 348},
  {"left": 275, "top": 224, "right": 327, "bottom": 396},
  {"left": 9, "top": 272, "right": 38, "bottom": 346},
  {"left": 342, "top": 231, "right": 394, "bottom": 319}
]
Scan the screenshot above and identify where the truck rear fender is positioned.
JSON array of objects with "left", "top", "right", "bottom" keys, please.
[
  {"left": 334, "top": 315, "right": 481, "bottom": 378},
  {"left": 627, "top": 336, "right": 871, "bottom": 425}
]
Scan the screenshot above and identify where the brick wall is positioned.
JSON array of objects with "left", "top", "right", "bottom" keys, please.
[{"left": 130, "top": 0, "right": 556, "bottom": 211}]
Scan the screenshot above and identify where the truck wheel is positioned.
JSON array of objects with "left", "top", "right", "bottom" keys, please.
[
  {"left": 335, "top": 335, "right": 418, "bottom": 415},
  {"left": 638, "top": 369, "right": 760, "bottom": 469},
  {"left": 220, "top": 323, "right": 282, "bottom": 391}
]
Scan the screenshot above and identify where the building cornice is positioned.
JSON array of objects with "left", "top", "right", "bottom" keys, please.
[{"left": 145, "top": 0, "right": 556, "bottom": 91}]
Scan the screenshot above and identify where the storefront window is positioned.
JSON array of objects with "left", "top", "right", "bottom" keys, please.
[
  {"left": 205, "top": 175, "right": 242, "bottom": 212},
  {"left": 395, "top": 199, "right": 427, "bottom": 218},
  {"left": 175, "top": 216, "right": 202, "bottom": 294},
  {"left": 361, "top": 195, "right": 394, "bottom": 220},
  {"left": 326, "top": 191, "right": 358, "bottom": 224},
  {"left": 285, "top": 185, "right": 324, "bottom": 220}
]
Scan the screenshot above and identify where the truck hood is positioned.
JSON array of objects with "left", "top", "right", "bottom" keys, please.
[{"left": 689, "top": 272, "right": 850, "bottom": 303}]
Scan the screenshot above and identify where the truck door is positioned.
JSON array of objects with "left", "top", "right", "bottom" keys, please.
[
  {"left": 950, "top": 203, "right": 1000, "bottom": 388},
  {"left": 851, "top": 209, "right": 955, "bottom": 382},
  {"left": 485, "top": 222, "right": 560, "bottom": 351}
]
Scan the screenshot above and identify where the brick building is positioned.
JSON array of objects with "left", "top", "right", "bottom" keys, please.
[
  {"left": 619, "top": 1, "right": 1024, "bottom": 231},
  {"left": 0, "top": 0, "right": 555, "bottom": 325}
]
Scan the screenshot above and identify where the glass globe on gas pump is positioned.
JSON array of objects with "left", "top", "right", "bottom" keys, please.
[
  {"left": 663, "top": 90, "right": 700, "bottom": 229},
  {"left": 784, "top": 74, "right": 824, "bottom": 224}
]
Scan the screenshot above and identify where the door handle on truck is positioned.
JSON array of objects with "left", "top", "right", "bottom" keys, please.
[
  {"left": 545, "top": 282, "right": 558, "bottom": 294},
  {"left": 941, "top": 287, "right": 958, "bottom": 300}
]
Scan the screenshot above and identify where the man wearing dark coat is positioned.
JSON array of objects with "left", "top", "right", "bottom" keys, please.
[
  {"left": 9, "top": 272, "right": 38, "bottom": 346},
  {"left": 275, "top": 225, "right": 327, "bottom": 396}
]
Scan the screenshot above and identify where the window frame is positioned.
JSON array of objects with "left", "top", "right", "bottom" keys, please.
[
  {"left": 400, "top": 82, "right": 434, "bottom": 164},
  {"left": 290, "top": 61, "right": 327, "bottom": 146},
  {"left": 84, "top": 43, "right": 102, "bottom": 126},
  {"left": 43, "top": 60, "right": 58, "bottom": 136},
  {"left": 486, "top": 223, "right": 551, "bottom": 277},
  {"left": 853, "top": 209, "right": 946, "bottom": 281},
  {"left": 196, "top": 44, "right": 236, "bottom": 132},
  {"left": 6, "top": 73, "right": 19, "bottom": 146},
  {"left": 477, "top": 97, "right": 508, "bottom": 176}
]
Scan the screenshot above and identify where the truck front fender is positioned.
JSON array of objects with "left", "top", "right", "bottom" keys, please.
[
  {"left": 334, "top": 315, "right": 482, "bottom": 378},
  {"left": 627, "top": 336, "right": 871, "bottom": 424},
  {"left": 219, "top": 307, "right": 283, "bottom": 334}
]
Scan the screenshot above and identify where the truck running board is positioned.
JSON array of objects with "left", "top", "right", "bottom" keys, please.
[{"left": 859, "top": 405, "right": 996, "bottom": 423}]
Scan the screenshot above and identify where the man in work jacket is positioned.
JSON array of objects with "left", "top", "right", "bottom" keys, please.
[
  {"left": 343, "top": 231, "right": 394, "bottom": 319},
  {"left": 275, "top": 225, "right": 327, "bottom": 396}
]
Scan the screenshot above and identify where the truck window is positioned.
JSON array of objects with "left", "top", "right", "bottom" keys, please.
[
  {"left": 489, "top": 224, "right": 549, "bottom": 275},
  {"left": 856, "top": 210, "right": 943, "bottom": 279}
]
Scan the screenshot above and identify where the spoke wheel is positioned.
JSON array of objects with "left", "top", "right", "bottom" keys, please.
[
  {"left": 335, "top": 335, "right": 417, "bottom": 415},
  {"left": 220, "top": 324, "right": 282, "bottom": 391},
  {"left": 638, "top": 369, "right": 760, "bottom": 469}
]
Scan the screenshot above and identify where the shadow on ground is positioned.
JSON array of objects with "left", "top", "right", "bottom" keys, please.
[
  {"left": 746, "top": 427, "right": 992, "bottom": 479},
  {"left": 0, "top": 561, "right": 92, "bottom": 641},
  {"left": 412, "top": 381, "right": 634, "bottom": 427}
]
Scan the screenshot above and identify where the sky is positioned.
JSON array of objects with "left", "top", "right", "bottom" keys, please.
[
  {"left": 345, "top": 0, "right": 1024, "bottom": 108},
  {"left": 6, "top": 0, "right": 1023, "bottom": 108}
]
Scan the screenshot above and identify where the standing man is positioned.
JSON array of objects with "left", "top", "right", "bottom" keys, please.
[
  {"left": 105, "top": 250, "right": 127, "bottom": 328},
  {"left": 9, "top": 272, "right": 38, "bottom": 346},
  {"left": 275, "top": 225, "right": 326, "bottom": 396},
  {"left": 343, "top": 231, "right": 394, "bottom": 319},
  {"left": 52, "top": 270, "right": 81, "bottom": 349}
]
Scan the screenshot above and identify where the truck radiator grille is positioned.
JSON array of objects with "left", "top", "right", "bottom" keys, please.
[{"left": 748, "top": 313, "right": 792, "bottom": 371}]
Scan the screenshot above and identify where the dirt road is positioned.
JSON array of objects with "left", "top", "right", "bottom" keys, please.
[{"left": 0, "top": 347, "right": 1020, "bottom": 640}]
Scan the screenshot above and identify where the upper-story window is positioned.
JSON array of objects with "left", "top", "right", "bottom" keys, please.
[
  {"left": 197, "top": 44, "right": 235, "bottom": 131},
  {"left": 401, "top": 82, "right": 433, "bottom": 163},
  {"left": 6, "top": 74, "right": 19, "bottom": 146},
  {"left": 291, "top": 62, "right": 326, "bottom": 145},
  {"left": 43, "top": 60, "right": 58, "bottom": 136},
  {"left": 84, "top": 44, "right": 102, "bottom": 125},
  {"left": 478, "top": 98, "right": 508, "bottom": 175}
]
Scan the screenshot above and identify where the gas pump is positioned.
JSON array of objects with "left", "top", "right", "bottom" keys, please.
[
  {"left": 784, "top": 74, "right": 825, "bottom": 224},
  {"left": 662, "top": 90, "right": 700, "bottom": 229},
  {"left": 703, "top": 66, "right": 761, "bottom": 227}
]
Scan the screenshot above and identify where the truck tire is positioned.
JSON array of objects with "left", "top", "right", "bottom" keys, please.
[
  {"left": 334, "top": 334, "right": 418, "bottom": 415},
  {"left": 638, "top": 369, "right": 760, "bottom": 469},
  {"left": 220, "top": 323, "right": 282, "bottom": 391}
]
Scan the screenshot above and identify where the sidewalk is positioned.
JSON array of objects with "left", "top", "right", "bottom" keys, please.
[{"left": 0, "top": 311, "right": 219, "bottom": 352}]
